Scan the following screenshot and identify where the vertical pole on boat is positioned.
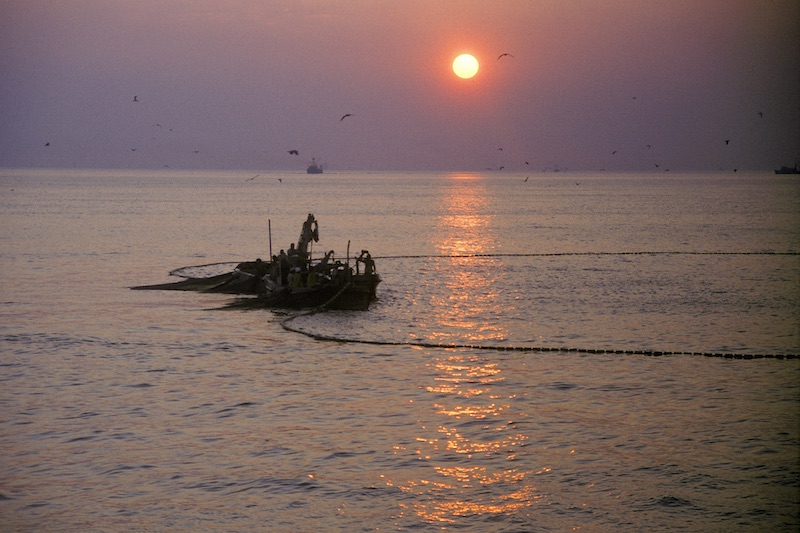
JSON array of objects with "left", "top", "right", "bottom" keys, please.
[
  {"left": 346, "top": 240, "right": 350, "bottom": 266},
  {"left": 268, "top": 219, "right": 273, "bottom": 259}
]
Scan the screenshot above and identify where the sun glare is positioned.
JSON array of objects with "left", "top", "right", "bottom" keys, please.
[{"left": 452, "top": 54, "right": 479, "bottom": 79}]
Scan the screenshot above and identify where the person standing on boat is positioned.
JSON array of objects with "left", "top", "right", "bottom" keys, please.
[
  {"left": 358, "top": 250, "right": 375, "bottom": 276},
  {"left": 297, "top": 214, "right": 319, "bottom": 264},
  {"left": 278, "top": 249, "right": 289, "bottom": 285}
]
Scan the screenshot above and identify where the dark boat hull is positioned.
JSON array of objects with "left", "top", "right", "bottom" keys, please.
[
  {"left": 133, "top": 266, "right": 380, "bottom": 310},
  {"left": 231, "top": 273, "right": 380, "bottom": 311}
]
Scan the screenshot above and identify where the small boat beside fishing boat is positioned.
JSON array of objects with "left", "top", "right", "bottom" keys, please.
[{"left": 132, "top": 214, "right": 380, "bottom": 311}]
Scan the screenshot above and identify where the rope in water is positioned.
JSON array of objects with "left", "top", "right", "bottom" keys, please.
[
  {"left": 280, "top": 309, "right": 798, "bottom": 360},
  {"left": 277, "top": 249, "right": 799, "bottom": 359},
  {"left": 372, "top": 251, "right": 800, "bottom": 260},
  {"left": 280, "top": 316, "right": 798, "bottom": 359},
  {"left": 168, "top": 251, "right": 799, "bottom": 277},
  {"left": 177, "top": 252, "right": 797, "bottom": 359}
]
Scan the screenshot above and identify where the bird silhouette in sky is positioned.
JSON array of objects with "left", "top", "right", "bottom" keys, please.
[
  {"left": 288, "top": 150, "right": 299, "bottom": 155},
  {"left": 246, "top": 174, "right": 259, "bottom": 181},
  {"left": 725, "top": 139, "right": 730, "bottom": 145},
  {"left": 133, "top": 95, "right": 138, "bottom": 102},
  {"left": 340, "top": 113, "right": 353, "bottom": 121},
  {"left": 758, "top": 112, "right": 763, "bottom": 117},
  {"left": 498, "top": 53, "right": 514, "bottom": 59},
  {"left": 44, "top": 142, "right": 50, "bottom": 146},
  {"left": 612, "top": 150, "right": 618, "bottom": 155}
]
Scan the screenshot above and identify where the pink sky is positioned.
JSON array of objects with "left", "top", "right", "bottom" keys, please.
[{"left": 1, "top": 0, "right": 798, "bottom": 171}]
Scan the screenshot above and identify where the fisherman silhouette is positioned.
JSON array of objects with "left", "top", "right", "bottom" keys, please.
[{"left": 297, "top": 214, "right": 319, "bottom": 261}]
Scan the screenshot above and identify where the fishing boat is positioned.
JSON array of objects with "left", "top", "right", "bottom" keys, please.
[
  {"left": 133, "top": 214, "right": 380, "bottom": 311},
  {"left": 306, "top": 157, "right": 323, "bottom": 174},
  {"left": 774, "top": 164, "right": 799, "bottom": 175}
]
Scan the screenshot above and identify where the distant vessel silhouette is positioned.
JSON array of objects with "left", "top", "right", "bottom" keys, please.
[
  {"left": 774, "top": 163, "right": 799, "bottom": 175},
  {"left": 307, "top": 157, "right": 323, "bottom": 174}
]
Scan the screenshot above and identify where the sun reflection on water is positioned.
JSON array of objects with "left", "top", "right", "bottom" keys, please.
[
  {"left": 423, "top": 174, "right": 511, "bottom": 345},
  {"left": 386, "top": 353, "right": 541, "bottom": 523},
  {"left": 383, "top": 176, "right": 542, "bottom": 524}
]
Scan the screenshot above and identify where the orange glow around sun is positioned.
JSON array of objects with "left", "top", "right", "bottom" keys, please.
[{"left": 452, "top": 54, "right": 479, "bottom": 79}]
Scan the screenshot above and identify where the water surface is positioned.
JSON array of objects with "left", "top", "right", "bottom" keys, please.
[{"left": 1, "top": 169, "right": 798, "bottom": 531}]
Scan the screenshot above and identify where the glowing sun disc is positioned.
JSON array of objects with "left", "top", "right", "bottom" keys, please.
[{"left": 453, "top": 54, "right": 479, "bottom": 79}]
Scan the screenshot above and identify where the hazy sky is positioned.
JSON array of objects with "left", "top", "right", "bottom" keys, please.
[{"left": 1, "top": 0, "right": 798, "bottom": 171}]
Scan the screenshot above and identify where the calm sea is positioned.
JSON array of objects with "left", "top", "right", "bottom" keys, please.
[{"left": 1, "top": 168, "right": 798, "bottom": 531}]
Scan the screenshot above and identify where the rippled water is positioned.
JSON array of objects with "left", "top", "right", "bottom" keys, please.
[{"left": 1, "top": 169, "right": 798, "bottom": 531}]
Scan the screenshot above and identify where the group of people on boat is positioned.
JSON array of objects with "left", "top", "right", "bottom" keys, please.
[
  {"left": 257, "top": 213, "right": 375, "bottom": 293},
  {"left": 134, "top": 212, "right": 379, "bottom": 310},
  {"left": 267, "top": 213, "right": 322, "bottom": 289}
]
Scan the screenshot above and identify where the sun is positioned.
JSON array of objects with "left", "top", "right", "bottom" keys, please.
[{"left": 452, "top": 53, "right": 479, "bottom": 79}]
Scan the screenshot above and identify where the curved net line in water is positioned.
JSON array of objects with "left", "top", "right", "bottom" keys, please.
[
  {"left": 168, "top": 251, "right": 799, "bottom": 277},
  {"left": 373, "top": 251, "right": 800, "bottom": 260},
  {"left": 169, "top": 262, "right": 242, "bottom": 278},
  {"left": 278, "top": 250, "right": 799, "bottom": 360},
  {"left": 279, "top": 314, "right": 798, "bottom": 360},
  {"left": 167, "top": 252, "right": 798, "bottom": 358}
]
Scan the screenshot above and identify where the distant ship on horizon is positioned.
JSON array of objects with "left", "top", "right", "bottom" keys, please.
[
  {"left": 774, "top": 163, "right": 799, "bottom": 175},
  {"left": 307, "top": 157, "right": 323, "bottom": 174}
]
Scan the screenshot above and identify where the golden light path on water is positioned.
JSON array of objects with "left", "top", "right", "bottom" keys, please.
[
  {"left": 385, "top": 175, "right": 543, "bottom": 523},
  {"left": 427, "top": 174, "right": 510, "bottom": 344}
]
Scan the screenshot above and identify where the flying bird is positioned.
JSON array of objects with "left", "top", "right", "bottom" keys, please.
[
  {"left": 288, "top": 150, "right": 299, "bottom": 155},
  {"left": 724, "top": 139, "right": 730, "bottom": 145},
  {"left": 246, "top": 174, "right": 259, "bottom": 181},
  {"left": 758, "top": 112, "right": 763, "bottom": 118},
  {"left": 612, "top": 150, "right": 618, "bottom": 155},
  {"left": 44, "top": 142, "right": 50, "bottom": 146},
  {"left": 340, "top": 113, "right": 353, "bottom": 122},
  {"left": 133, "top": 95, "right": 138, "bottom": 102},
  {"left": 498, "top": 53, "right": 515, "bottom": 60}
]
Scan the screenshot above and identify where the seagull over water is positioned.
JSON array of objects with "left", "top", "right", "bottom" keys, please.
[
  {"left": 498, "top": 53, "right": 515, "bottom": 59},
  {"left": 340, "top": 113, "right": 353, "bottom": 122}
]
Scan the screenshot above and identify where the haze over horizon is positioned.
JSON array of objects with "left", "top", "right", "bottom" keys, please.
[{"left": 1, "top": 1, "right": 798, "bottom": 172}]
